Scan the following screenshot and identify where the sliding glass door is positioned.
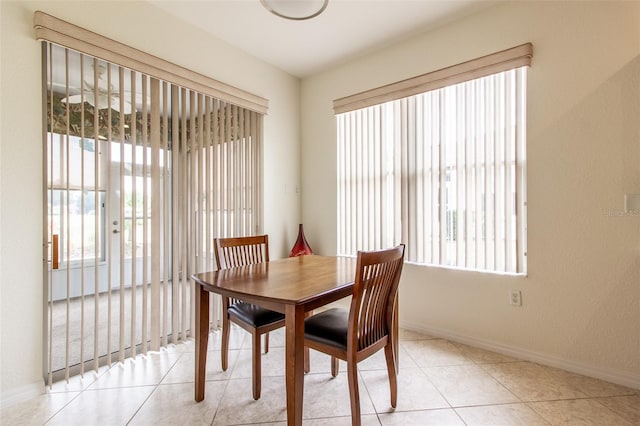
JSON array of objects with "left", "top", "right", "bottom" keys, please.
[{"left": 43, "top": 43, "right": 263, "bottom": 384}]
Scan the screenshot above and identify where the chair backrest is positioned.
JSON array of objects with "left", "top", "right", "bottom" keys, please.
[
  {"left": 348, "top": 244, "right": 405, "bottom": 351},
  {"left": 214, "top": 235, "right": 270, "bottom": 270}
]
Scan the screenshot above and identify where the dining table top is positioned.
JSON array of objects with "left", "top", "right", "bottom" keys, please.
[{"left": 191, "top": 255, "right": 358, "bottom": 311}]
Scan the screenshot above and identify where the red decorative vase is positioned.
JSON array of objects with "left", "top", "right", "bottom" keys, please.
[{"left": 290, "top": 224, "right": 313, "bottom": 257}]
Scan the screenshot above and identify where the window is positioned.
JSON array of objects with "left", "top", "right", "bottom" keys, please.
[
  {"left": 336, "top": 45, "right": 531, "bottom": 274},
  {"left": 48, "top": 188, "right": 106, "bottom": 264},
  {"left": 47, "top": 133, "right": 106, "bottom": 265}
]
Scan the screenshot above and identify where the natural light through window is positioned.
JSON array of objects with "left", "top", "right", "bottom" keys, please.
[{"left": 337, "top": 67, "right": 528, "bottom": 274}]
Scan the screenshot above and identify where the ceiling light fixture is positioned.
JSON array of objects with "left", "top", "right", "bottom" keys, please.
[{"left": 260, "top": 0, "right": 328, "bottom": 20}]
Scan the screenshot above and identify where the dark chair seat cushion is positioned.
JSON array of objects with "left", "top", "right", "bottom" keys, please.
[
  {"left": 304, "top": 308, "right": 349, "bottom": 350},
  {"left": 228, "top": 302, "right": 285, "bottom": 328}
]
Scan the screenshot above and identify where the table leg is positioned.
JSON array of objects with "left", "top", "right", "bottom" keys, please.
[
  {"left": 195, "top": 284, "right": 209, "bottom": 402},
  {"left": 285, "top": 304, "right": 305, "bottom": 425}
]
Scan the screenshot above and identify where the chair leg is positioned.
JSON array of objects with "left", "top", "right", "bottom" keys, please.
[
  {"left": 346, "top": 360, "right": 361, "bottom": 426},
  {"left": 303, "top": 310, "right": 313, "bottom": 374},
  {"left": 252, "top": 331, "right": 262, "bottom": 400},
  {"left": 264, "top": 332, "right": 269, "bottom": 354},
  {"left": 384, "top": 343, "right": 398, "bottom": 408},
  {"left": 304, "top": 347, "right": 310, "bottom": 373},
  {"left": 304, "top": 310, "right": 313, "bottom": 374},
  {"left": 221, "top": 314, "right": 230, "bottom": 371},
  {"left": 331, "top": 356, "right": 339, "bottom": 378}
]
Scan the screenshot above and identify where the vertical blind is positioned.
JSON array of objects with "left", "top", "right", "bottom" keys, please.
[
  {"left": 336, "top": 45, "right": 530, "bottom": 274},
  {"left": 42, "top": 34, "right": 264, "bottom": 382}
]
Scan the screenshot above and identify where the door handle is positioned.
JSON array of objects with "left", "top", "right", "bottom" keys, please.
[
  {"left": 52, "top": 234, "right": 59, "bottom": 270},
  {"left": 112, "top": 229, "right": 120, "bottom": 234}
]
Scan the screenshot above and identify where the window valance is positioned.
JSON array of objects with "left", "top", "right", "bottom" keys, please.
[
  {"left": 34, "top": 11, "right": 269, "bottom": 114},
  {"left": 333, "top": 43, "right": 532, "bottom": 114}
]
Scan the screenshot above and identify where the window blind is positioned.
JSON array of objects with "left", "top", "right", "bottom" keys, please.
[
  {"left": 336, "top": 45, "right": 530, "bottom": 274},
  {"left": 41, "top": 17, "right": 265, "bottom": 384}
]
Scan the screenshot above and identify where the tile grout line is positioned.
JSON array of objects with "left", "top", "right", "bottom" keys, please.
[{"left": 20, "top": 331, "right": 640, "bottom": 425}]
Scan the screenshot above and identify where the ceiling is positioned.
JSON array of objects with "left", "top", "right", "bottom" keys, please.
[{"left": 150, "top": 0, "right": 497, "bottom": 78}]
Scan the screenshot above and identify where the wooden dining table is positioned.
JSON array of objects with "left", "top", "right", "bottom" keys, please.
[{"left": 192, "top": 255, "right": 358, "bottom": 425}]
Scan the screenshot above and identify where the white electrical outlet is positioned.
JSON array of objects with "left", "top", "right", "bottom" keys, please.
[
  {"left": 509, "top": 289, "right": 522, "bottom": 306},
  {"left": 625, "top": 193, "right": 640, "bottom": 212}
]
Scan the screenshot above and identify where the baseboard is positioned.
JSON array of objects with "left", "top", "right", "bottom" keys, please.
[
  {"left": 1, "top": 381, "right": 44, "bottom": 410},
  {"left": 400, "top": 320, "right": 640, "bottom": 391}
]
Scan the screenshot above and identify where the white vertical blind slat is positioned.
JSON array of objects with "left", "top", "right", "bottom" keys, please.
[
  {"left": 465, "top": 83, "right": 474, "bottom": 268},
  {"left": 233, "top": 105, "right": 239, "bottom": 236},
  {"left": 516, "top": 68, "right": 527, "bottom": 273},
  {"left": 358, "top": 108, "right": 365, "bottom": 250},
  {"left": 438, "top": 91, "right": 447, "bottom": 266},
  {"left": 171, "top": 84, "right": 180, "bottom": 340},
  {"left": 162, "top": 81, "right": 170, "bottom": 346},
  {"left": 79, "top": 53, "right": 86, "bottom": 377},
  {"left": 205, "top": 97, "right": 211, "bottom": 271},
  {"left": 106, "top": 62, "right": 113, "bottom": 367},
  {"left": 92, "top": 57, "right": 100, "bottom": 372},
  {"left": 46, "top": 42, "right": 53, "bottom": 387},
  {"left": 454, "top": 85, "right": 462, "bottom": 267},
  {"left": 150, "top": 77, "right": 161, "bottom": 350},
  {"left": 141, "top": 74, "right": 149, "bottom": 354},
  {"left": 474, "top": 79, "right": 483, "bottom": 268},
  {"left": 118, "top": 65, "right": 126, "bottom": 363},
  {"left": 222, "top": 103, "right": 228, "bottom": 234},
  {"left": 360, "top": 109, "right": 367, "bottom": 250},
  {"left": 215, "top": 100, "right": 220, "bottom": 235},
  {"left": 246, "top": 110, "right": 252, "bottom": 234},
  {"left": 130, "top": 69, "right": 137, "bottom": 358},
  {"left": 256, "top": 111, "right": 264, "bottom": 234},
  {"left": 188, "top": 90, "right": 197, "bottom": 338},
  {"left": 345, "top": 113, "right": 352, "bottom": 254},
  {"left": 486, "top": 76, "right": 495, "bottom": 271},
  {"left": 337, "top": 114, "right": 343, "bottom": 254},
  {"left": 204, "top": 97, "right": 212, "bottom": 327},
  {"left": 504, "top": 70, "right": 515, "bottom": 273},
  {"left": 414, "top": 97, "right": 424, "bottom": 263},
  {"left": 196, "top": 93, "right": 203, "bottom": 277},
  {"left": 180, "top": 87, "right": 188, "bottom": 342},
  {"left": 496, "top": 72, "right": 506, "bottom": 272},
  {"left": 406, "top": 97, "right": 416, "bottom": 258},
  {"left": 64, "top": 48, "right": 71, "bottom": 381},
  {"left": 424, "top": 95, "right": 434, "bottom": 263},
  {"left": 240, "top": 108, "right": 247, "bottom": 235},
  {"left": 373, "top": 106, "right": 381, "bottom": 250}
]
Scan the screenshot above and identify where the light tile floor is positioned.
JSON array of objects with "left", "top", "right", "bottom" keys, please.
[{"left": 2, "top": 327, "right": 639, "bottom": 425}]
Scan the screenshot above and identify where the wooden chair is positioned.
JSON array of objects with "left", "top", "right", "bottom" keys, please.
[
  {"left": 214, "top": 235, "right": 285, "bottom": 400},
  {"left": 304, "top": 245, "right": 405, "bottom": 426}
]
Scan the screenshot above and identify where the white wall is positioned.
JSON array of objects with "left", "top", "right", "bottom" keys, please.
[
  {"left": 301, "top": 1, "right": 640, "bottom": 387},
  {"left": 0, "top": 0, "right": 300, "bottom": 403}
]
